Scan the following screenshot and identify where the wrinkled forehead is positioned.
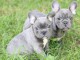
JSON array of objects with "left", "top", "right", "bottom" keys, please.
[
  {"left": 35, "top": 17, "right": 50, "bottom": 24},
  {"left": 37, "top": 17, "right": 48, "bottom": 23},
  {"left": 56, "top": 9, "right": 73, "bottom": 18},
  {"left": 34, "top": 17, "right": 50, "bottom": 27},
  {"left": 34, "top": 22, "right": 48, "bottom": 29}
]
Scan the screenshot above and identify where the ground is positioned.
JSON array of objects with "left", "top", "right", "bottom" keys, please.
[{"left": 0, "top": 0, "right": 80, "bottom": 60}]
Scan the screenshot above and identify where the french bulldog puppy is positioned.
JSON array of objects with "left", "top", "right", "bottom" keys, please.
[
  {"left": 48, "top": 1, "right": 77, "bottom": 41},
  {"left": 23, "top": 10, "right": 46, "bottom": 30},
  {"left": 7, "top": 13, "right": 53, "bottom": 55}
]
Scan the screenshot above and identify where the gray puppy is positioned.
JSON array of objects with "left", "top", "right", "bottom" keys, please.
[
  {"left": 7, "top": 13, "right": 53, "bottom": 55},
  {"left": 47, "top": 1, "right": 77, "bottom": 41},
  {"left": 23, "top": 1, "right": 77, "bottom": 41}
]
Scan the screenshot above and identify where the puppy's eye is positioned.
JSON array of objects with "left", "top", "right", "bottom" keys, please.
[
  {"left": 57, "top": 18, "right": 60, "bottom": 20},
  {"left": 35, "top": 27, "right": 38, "bottom": 30}
]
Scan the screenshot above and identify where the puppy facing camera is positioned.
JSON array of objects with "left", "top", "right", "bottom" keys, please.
[
  {"left": 48, "top": 1, "right": 77, "bottom": 39},
  {"left": 7, "top": 11, "right": 53, "bottom": 55},
  {"left": 32, "top": 16, "right": 53, "bottom": 39}
]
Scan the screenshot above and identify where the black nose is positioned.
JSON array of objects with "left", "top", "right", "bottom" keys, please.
[{"left": 42, "top": 31, "right": 46, "bottom": 35}]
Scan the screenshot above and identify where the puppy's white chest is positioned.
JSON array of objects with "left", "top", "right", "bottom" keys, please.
[
  {"left": 43, "top": 37, "right": 48, "bottom": 48},
  {"left": 56, "top": 37, "right": 62, "bottom": 41},
  {"left": 54, "top": 34, "right": 65, "bottom": 41}
]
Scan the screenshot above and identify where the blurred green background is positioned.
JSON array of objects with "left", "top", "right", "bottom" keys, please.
[{"left": 0, "top": 0, "right": 80, "bottom": 60}]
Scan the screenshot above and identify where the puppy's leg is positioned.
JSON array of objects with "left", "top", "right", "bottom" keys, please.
[
  {"left": 34, "top": 45, "right": 44, "bottom": 54},
  {"left": 57, "top": 34, "right": 65, "bottom": 45},
  {"left": 57, "top": 40, "right": 63, "bottom": 47},
  {"left": 33, "top": 45, "right": 46, "bottom": 56},
  {"left": 34, "top": 46, "right": 46, "bottom": 60}
]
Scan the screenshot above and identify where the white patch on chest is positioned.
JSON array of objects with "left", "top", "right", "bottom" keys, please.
[
  {"left": 43, "top": 37, "right": 48, "bottom": 48},
  {"left": 54, "top": 34, "right": 65, "bottom": 41}
]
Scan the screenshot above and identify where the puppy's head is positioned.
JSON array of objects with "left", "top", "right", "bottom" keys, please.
[
  {"left": 48, "top": 1, "right": 77, "bottom": 31},
  {"left": 33, "top": 17, "right": 53, "bottom": 39},
  {"left": 29, "top": 14, "right": 53, "bottom": 39}
]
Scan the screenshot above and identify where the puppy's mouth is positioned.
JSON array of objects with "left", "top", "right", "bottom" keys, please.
[
  {"left": 62, "top": 27, "right": 69, "bottom": 32},
  {"left": 43, "top": 36, "right": 47, "bottom": 39}
]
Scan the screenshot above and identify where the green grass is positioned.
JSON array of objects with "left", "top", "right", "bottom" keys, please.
[{"left": 0, "top": 0, "right": 80, "bottom": 60}]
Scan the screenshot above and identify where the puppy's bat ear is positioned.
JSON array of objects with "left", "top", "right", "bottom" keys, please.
[
  {"left": 52, "top": 0, "right": 60, "bottom": 13},
  {"left": 47, "top": 12, "right": 56, "bottom": 30},
  {"left": 69, "top": 1, "right": 77, "bottom": 15},
  {"left": 47, "top": 11, "right": 55, "bottom": 21},
  {"left": 28, "top": 12, "right": 37, "bottom": 24}
]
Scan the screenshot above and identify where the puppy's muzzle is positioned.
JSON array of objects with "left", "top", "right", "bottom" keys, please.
[{"left": 63, "top": 21, "right": 68, "bottom": 26}]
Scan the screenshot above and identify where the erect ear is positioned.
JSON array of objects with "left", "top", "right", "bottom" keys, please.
[
  {"left": 69, "top": 1, "right": 77, "bottom": 15},
  {"left": 52, "top": 1, "right": 60, "bottom": 13},
  {"left": 47, "top": 11, "right": 55, "bottom": 22},
  {"left": 28, "top": 12, "right": 37, "bottom": 24},
  {"left": 47, "top": 12, "right": 56, "bottom": 30}
]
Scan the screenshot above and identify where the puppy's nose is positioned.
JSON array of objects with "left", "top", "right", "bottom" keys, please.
[
  {"left": 42, "top": 31, "right": 46, "bottom": 35},
  {"left": 63, "top": 21, "right": 68, "bottom": 25}
]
